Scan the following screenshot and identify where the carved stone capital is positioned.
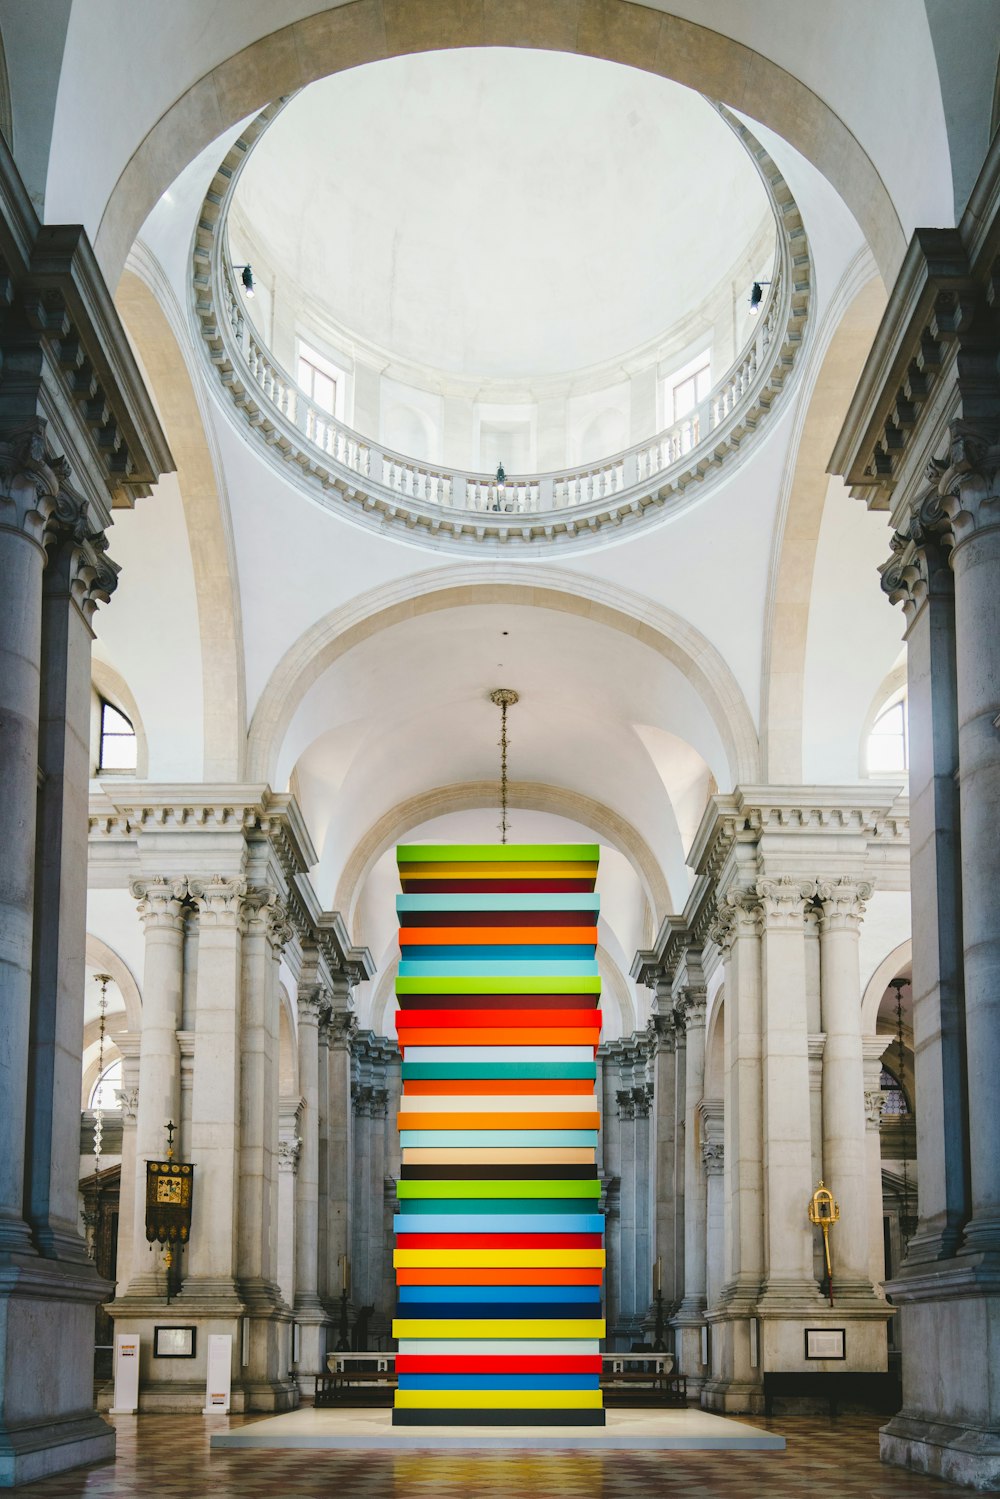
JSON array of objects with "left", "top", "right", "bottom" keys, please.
[
  {"left": 188, "top": 875, "right": 249, "bottom": 929},
  {"left": 646, "top": 1012, "right": 677, "bottom": 1053},
  {"left": 265, "top": 896, "right": 294, "bottom": 956},
  {"left": 277, "top": 1134, "right": 302, "bottom": 1174},
  {"left": 0, "top": 422, "right": 65, "bottom": 545},
  {"left": 933, "top": 420, "right": 1000, "bottom": 547},
  {"left": 130, "top": 875, "right": 189, "bottom": 932},
  {"left": 616, "top": 1088, "right": 636, "bottom": 1122},
  {"left": 327, "top": 1010, "right": 357, "bottom": 1047},
  {"left": 297, "top": 983, "right": 327, "bottom": 1023},
  {"left": 756, "top": 875, "right": 816, "bottom": 929},
  {"left": 675, "top": 985, "right": 707, "bottom": 1029},
  {"left": 702, "top": 1139, "right": 724, "bottom": 1176},
  {"left": 631, "top": 1084, "right": 652, "bottom": 1119},
  {"left": 865, "top": 1089, "right": 885, "bottom": 1131},
  {"left": 816, "top": 876, "right": 874, "bottom": 932}
]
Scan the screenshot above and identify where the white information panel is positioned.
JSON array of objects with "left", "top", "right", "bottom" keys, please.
[
  {"left": 110, "top": 1333, "right": 140, "bottom": 1414},
  {"left": 202, "top": 1333, "right": 233, "bottom": 1414}
]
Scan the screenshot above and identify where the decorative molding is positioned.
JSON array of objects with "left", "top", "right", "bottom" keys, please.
[
  {"left": 816, "top": 876, "right": 875, "bottom": 931},
  {"left": 277, "top": 1133, "right": 302, "bottom": 1174},
  {"left": 129, "top": 875, "right": 189, "bottom": 931}
]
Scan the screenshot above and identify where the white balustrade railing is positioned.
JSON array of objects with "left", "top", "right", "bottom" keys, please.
[{"left": 220, "top": 255, "right": 785, "bottom": 520}]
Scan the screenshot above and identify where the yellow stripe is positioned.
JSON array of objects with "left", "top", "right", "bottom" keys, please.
[
  {"left": 394, "top": 1249, "right": 605, "bottom": 1268},
  {"left": 394, "top": 1390, "right": 603, "bottom": 1409},
  {"left": 392, "top": 1319, "right": 606, "bottom": 1341}
]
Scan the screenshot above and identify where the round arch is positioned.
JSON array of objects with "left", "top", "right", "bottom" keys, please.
[
  {"left": 246, "top": 564, "right": 760, "bottom": 790},
  {"left": 85, "top": 933, "right": 142, "bottom": 1031},
  {"left": 93, "top": 2, "right": 905, "bottom": 288},
  {"left": 862, "top": 938, "right": 912, "bottom": 1035},
  {"left": 334, "top": 778, "right": 673, "bottom": 933}
]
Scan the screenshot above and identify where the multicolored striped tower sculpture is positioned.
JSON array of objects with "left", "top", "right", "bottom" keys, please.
[{"left": 391, "top": 843, "right": 605, "bottom": 1426}]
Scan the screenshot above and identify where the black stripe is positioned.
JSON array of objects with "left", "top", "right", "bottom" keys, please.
[
  {"left": 391, "top": 1409, "right": 606, "bottom": 1426},
  {"left": 400, "top": 1164, "right": 598, "bottom": 1181}
]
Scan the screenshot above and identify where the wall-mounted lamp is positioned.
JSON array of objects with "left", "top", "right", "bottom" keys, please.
[
  {"left": 749, "top": 279, "right": 771, "bottom": 315},
  {"left": 232, "top": 263, "right": 255, "bottom": 300}
]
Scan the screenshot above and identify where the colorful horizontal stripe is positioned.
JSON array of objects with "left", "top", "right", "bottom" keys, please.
[{"left": 393, "top": 844, "right": 605, "bottom": 1427}]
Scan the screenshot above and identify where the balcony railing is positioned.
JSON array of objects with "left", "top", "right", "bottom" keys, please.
[{"left": 193, "top": 101, "right": 810, "bottom": 546}]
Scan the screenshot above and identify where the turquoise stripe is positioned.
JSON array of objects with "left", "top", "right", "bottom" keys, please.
[
  {"left": 397, "top": 894, "right": 600, "bottom": 913},
  {"left": 399, "top": 1129, "right": 598, "bottom": 1148},
  {"left": 393, "top": 1213, "right": 604, "bottom": 1234},
  {"left": 400, "top": 1062, "right": 597, "bottom": 1080},
  {"left": 398, "top": 960, "right": 600, "bottom": 977}
]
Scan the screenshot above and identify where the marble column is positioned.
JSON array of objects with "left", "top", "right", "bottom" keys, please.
[
  {"left": 757, "top": 877, "right": 821, "bottom": 1309},
  {"left": 818, "top": 878, "right": 877, "bottom": 1295},
  {"left": 616, "top": 1083, "right": 637, "bottom": 1329},
  {"left": 27, "top": 505, "right": 116, "bottom": 1263},
  {"left": 113, "top": 1034, "right": 141, "bottom": 1300},
  {"left": 276, "top": 1100, "right": 302, "bottom": 1312},
  {"left": 647, "top": 1008, "right": 678, "bottom": 1314},
  {"left": 862, "top": 1036, "right": 891, "bottom": 1289},
  {"left": 0, "top": 428, "right": 60, "bottom": 1255},
  {"left": 293, "top": 962, "right": 326, "bottom": 1376},
  {"left": 183, "top": 876, "right": 245, "bottom": 1303},
  {"left": 317, "top": 1014, "right": 332, "bottom": 1309},
  {"left": 673, "top": 985, "right": 709, "bottom": 1385},
  {"left": 943, "top": 442, "right": 1000, "bottom": 1257},
  {"left": 703, "top": 889, "right": 764, "bottom": 1411},
  {"left": 326, "top": 997, "right": 355, "bottom": 1323},
  {"left": 701, "top": 1102, "right": 725, "bottom": 1310},
  {"left": 124, "top": 878, "right": 187, "bottom": 1293}
]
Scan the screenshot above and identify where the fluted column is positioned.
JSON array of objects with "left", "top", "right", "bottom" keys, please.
[
  {"left": 293, "top": 964, "right": 326, "bottom": 1373},
  {"left": 758, "top": 876, "right": 821, "bottom": 1306},
  {"left": 941, "top": 434, "right": 1000, "bottom": 1256},
  {"left": 673, "top": 984, "right": 709, "bottom": 1384},
  {"left": 0, "top": 428, "right": 61, "bottom": 1254},
  {"left": 183, "top": 876, "right": 245, "bottom": 1300},
  {"left": 125, "top": 877, "right": 187, "bottom": 1292},
  {"left": 818, "top": 877, "right": 878, "bottom": 1294}
]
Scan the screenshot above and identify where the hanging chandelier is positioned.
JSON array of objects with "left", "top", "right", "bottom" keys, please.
[{"left": 489, "top": 688, "right": 518, "bottom": 844}]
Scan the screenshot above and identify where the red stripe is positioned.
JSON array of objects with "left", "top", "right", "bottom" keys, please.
[
  {"left": 396, "top": 1356, "right": 603, "bottom": 1374},
  {"left": 396, "top": 1010, "right": 602, "bottom": 1030},
  {"left": 395, "top": 1233, "right": 602, "bottom": 1249}
]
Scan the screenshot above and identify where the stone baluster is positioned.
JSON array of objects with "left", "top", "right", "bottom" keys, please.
[
  {"left": 818, "top": 877, "right": 878, "bottom": 1297},
  {"left": 125, "top": 877, "right": 187, "bottom": 1292}
]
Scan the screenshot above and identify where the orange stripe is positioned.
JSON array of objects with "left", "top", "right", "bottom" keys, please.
[
  {"left": 402, "top": 1078, "right": 594, "bottom": 1096},
  {"left": 397, "top": 1111, "right": 600, "bottom": 1131},
  {"left": 399, "top": 1029, "right": 600, "bottom": 1051},
  {"left": 396, "top": 1267, "right": 603, "bottom": 1286},
  {"left": 399, "top": 926, "right": 599, "bottom": 946}
]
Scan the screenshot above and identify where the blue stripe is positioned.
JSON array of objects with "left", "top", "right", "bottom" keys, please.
[
  {"left": 397, "top": 1374, "right": 601, "bottom": 1391},
  {"left": 400, "top": 946, "right": 596, "bottom": 964},
  {"left": 398, "top": 1285, "right": 602, "bottom": 1304},
  {"left": 392, "top": 1213, "right": 604, "bottom": 1234}
]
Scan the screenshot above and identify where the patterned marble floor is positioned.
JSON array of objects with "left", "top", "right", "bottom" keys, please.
[{"left": 12, "top": 1411, "right": 972, "bottom": 1497}]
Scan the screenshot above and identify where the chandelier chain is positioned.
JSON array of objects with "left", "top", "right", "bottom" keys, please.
[{"left": 489, "top": 688, "right": 519, "bottom": 845}]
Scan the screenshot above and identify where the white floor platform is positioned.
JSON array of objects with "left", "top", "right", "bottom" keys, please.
[{"left": 210, "top": 1406, "right": 785, "bottom": 1451}]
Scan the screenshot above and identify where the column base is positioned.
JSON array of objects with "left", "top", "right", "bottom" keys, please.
[
  {"left": 0, "top": 1254, "right": 115, "bottom": 1488},
  {"left": 293, "top": 1298, "right": 331, "bottom": 1386},
  {"left": 882, "top": 1257, "right": 1000, "bottom": 1490},
  {"left": 671, "top": 1299, "right": 708, "bottom": 1393},
  {"left": 702, "top": 1303, "right": 763, "bottom": 1413}
]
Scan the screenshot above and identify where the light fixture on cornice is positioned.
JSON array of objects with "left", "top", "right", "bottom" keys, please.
[
  {"left": 489, "top": 688, "right": 519, "bottom": 844},
  {"left": 233, "top": 262, "right": 255, "bottom": 299},
  {"left": 748, "top": 279, "right": 771, "bottom": 315}
]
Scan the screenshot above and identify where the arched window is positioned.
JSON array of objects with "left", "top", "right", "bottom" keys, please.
[
  {"left": 880, "top": 1062, "right": 910, "bottom": 1117},
  {"left": 98, "top": 700, "right": 137, "bottom": 771},
  {"left": 867, "top": 690, "right": 908, "bottom": 775},
  {"left": 89, "top": 1058, "right": 122, "bottom": 1110}
]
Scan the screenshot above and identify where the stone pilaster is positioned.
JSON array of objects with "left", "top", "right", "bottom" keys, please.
[
  {"left": 326, "top": 992, "right": 356, "bottom": 1322},
  {"left": 672, "top": 975, "right": 710, "bottom": 1389},
  {"left": 292, "top": 958, "right": 326, "bottom": 1378},
  {"left": 700, "top": 1102, "right": 725, "bottom": 1311},
  {"left": 647, "top": 1003, "right": 679, "bottom": 1312},
  {"left": 276, "top": 1097, "right": 302, "bottom": 1314}
]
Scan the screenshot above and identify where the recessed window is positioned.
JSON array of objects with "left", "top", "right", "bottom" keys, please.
[
  {"left": 671, "top": 354, "right": 711, "bottom": 423},
  {"left": 867, "top": 693, "right": 908, "bottom": 775},
  {"left": 89, "top": 1057, "right": 122, "bottom": 1110},
  {"left": 298, "top": 341, "right": 337, "bottom": 417},
  {"left": 99, "top": 701, "right": 137, "bottom": 771}
]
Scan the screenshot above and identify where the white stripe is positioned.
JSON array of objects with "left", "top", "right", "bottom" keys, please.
[
  {"left": 396, "top": 1340, "right": 601, "bottom": 1356},
  {"left": 399, "top": 1095, "right": 598, "bottom": 1113},
  {"left": 404, "top": 1045, "right": 593, "bottom": 1063}
]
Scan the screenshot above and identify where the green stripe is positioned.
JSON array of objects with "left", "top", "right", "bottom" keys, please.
[
  {"left": 397, "top": 1199, "right": 596, "bottom": 1215},
  {"left": 400, "top": 1062, "right": 597, "bottom": 1080},
  {"left": 396, "top": 976, "right": 602, "bottom": 994},
  {"left": 397, "top": 1180, "right": 601, "bottom": 1200},
  {"left": 397, "top": 844, "right": 599, "bottom": 864}
]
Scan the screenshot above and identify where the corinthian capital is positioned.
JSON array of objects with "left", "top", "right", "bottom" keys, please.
[
  {"left": 0, "top": 422, "right": 65, "bottom": 543},
  {"left": 933, "top": 420, "right": 1000, "bottom": 546},
  {"left": 756, "top": 875, "right": 816, "bottom": 929},
  {"left": 130, "top": 876, "right": 189, "bottom": 930},
  {"left": 816, "top": 876, "right": 874, "bottom": 931},
  {"left": 188, "top": 875, "right": 248, "bottom": 929}
]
